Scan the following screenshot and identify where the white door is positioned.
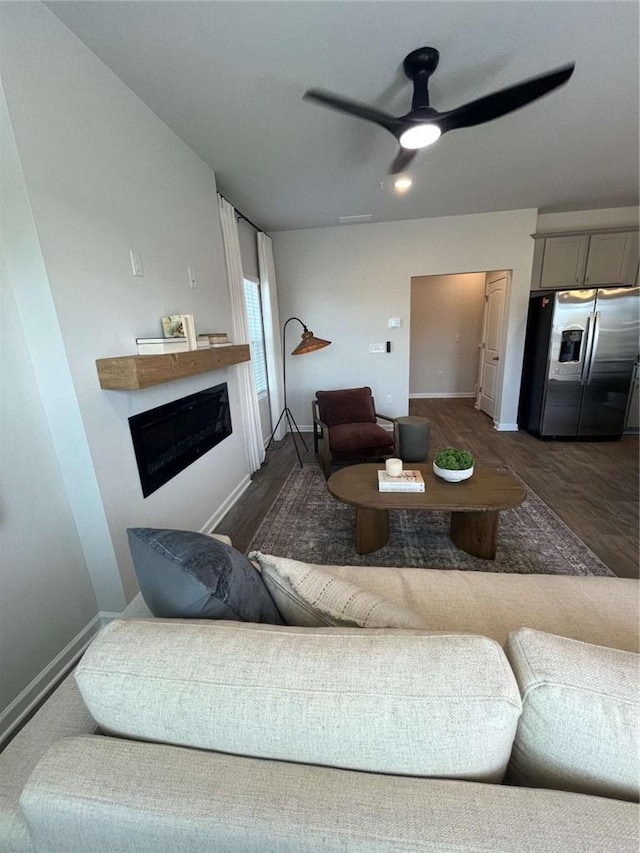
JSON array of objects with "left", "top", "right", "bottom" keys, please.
[{"left": 478, "top": 273, "right": 507, "bottom": 418}]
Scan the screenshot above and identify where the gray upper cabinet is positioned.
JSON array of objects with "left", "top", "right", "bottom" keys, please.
[
  {"left": 584, "top": 232, "right": 639, "bottom": 286},
  {"left": 531, "top": 229, "right": 639, "bottom": 290},
  {"left": 539, "top": 235, "right": 589, "bottom": 288}
]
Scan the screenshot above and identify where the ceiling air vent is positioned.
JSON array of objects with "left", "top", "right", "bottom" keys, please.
[{"left": 337, "top": 214, "right": 373, "bottom": 225}]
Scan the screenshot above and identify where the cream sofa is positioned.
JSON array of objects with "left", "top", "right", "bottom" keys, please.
[{"left": 1, "top": 559, "right": 638, "bottom": 853}]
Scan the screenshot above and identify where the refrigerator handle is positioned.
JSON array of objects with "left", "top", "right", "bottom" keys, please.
[
  {"left": 585, "top": 311, "right": 601, "bottom": 386},
  {"left": 580, "top": 313, "right": 595, "bottom": 386}
]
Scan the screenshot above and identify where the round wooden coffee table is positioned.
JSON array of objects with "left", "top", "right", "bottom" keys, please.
[{"left": 327, "top": 463, "right": 526, "bottom": 559}]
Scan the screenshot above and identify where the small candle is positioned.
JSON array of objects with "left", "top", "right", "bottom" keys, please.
[{"left": 385, "top": 458, "right": 403, "bottom": 477}]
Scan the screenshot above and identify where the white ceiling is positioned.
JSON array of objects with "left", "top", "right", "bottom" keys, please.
[{"left": 47, "top": 1, "right": 639, "bottom": 232}]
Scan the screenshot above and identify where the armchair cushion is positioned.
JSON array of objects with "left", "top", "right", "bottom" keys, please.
[
  {"left": 329, "top": 422, "right": 394, "bottom": 458},
  {"left": 316, "top": 387, "right": 377, "bottom": 426}
]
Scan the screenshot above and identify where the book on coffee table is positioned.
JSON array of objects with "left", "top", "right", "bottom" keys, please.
[{"left": 377, "top": 470, "right": 425, "bottom": 492}]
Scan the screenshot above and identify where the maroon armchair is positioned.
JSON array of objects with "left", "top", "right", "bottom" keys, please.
[{"left": 312, "top": 386, "right": 395, "bottom": 478}]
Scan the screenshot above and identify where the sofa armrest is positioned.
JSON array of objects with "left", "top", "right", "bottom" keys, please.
[
  {"left": 21, "top": 736, "right": 639, "bottom": 853},
  {"left": 0, "top": 671, "right": 97, "bottom": 853}
]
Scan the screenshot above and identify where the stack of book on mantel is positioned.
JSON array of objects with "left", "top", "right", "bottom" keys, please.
[
  {"left": 198, "top": 332, "right": 232, "bottom": 347},
  {"left": 136, "top": 337, "right": 211, "bottom": 355},
  {"left": 377, "top": 470, "right": 425, "bottom": 492}
]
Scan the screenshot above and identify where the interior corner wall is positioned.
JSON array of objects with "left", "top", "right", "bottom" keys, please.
[
  {"left": 410, "top": 273, "right": 486, "bottom": 396},
  {"left": 271, "top": 209, "right": 537, "bottom": 429},
  {"left": 0, "top": 252, "right": 99, "bottom": 728},
  {"left": 0, "top": 2, "right": 250, "bottom": 603}
]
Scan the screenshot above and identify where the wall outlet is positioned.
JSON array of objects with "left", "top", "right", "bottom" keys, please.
[
  {"left": 386, "top": 394, "right": 393, "bottom": 404},
  {"left": 187, "top": 267, "right": 198, "bottom": 288},
  {"left": 129, "top": 250, "right": 144, "bottom": 277},
  {"left": 388, "top": 317, "right": 401, "bottom": 329},
  {"left": 438, "top": 370, "right": 444, "bottom": 379},
  {"left": 369, "top": 343, "right": 385, "bottom": 354}
]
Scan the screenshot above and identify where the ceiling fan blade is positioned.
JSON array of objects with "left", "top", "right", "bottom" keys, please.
[
  {"left": 304, "top": 88, "right": 402, "bottom": 135},
  {"left": 388, "top": 147, "right": 418, "bottom": 175},
  {"left": 437, "top": 63, "right": 575, "bottom": 133}
]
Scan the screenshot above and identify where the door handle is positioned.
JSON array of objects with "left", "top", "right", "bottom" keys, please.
[
  {"left": 580, "top": 313, "right": 595, "bottom": 385},
  {"left": 586, "top": 312, "right": 601, "bottom": 386},
  {"left": 492, "top": 356, "right": 500, "bottom": 361}
]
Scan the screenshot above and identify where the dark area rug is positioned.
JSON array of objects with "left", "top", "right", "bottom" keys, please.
[{"left": 248, "top": 464, "right": 613, "bottom": 576}]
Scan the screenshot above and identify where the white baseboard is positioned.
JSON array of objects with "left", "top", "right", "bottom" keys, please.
[
  {"left": 200, "top": 474, "right": 252, "bottom": 535},
  {"left": 0, "top": 613, "right": 104, "bottom": 747},
  {"left": 409, "top": 393, "right": 477, "bottom": 399},
  {"left": 493, "top": 421, "right": 519, "bottom": 432},
  {"left": 98, "top": 610, "right": 122, "bottom": 624}
]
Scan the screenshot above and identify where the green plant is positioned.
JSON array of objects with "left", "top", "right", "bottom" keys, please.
[{"left": 434, "top": 447, "right": 474, "bottom": 470}]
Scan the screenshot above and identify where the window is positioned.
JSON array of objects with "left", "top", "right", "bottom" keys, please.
[{"left": 243, "top": 278, "right": 268, "bottom": 396}]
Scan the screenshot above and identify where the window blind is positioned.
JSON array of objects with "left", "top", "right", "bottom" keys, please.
[{"left": 243, "top": 279, "right": 268, "bottom": 396}]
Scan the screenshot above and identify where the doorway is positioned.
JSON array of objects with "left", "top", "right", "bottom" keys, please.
[{"left": 409, "top": 269, "right": 511, "bottom": 424}]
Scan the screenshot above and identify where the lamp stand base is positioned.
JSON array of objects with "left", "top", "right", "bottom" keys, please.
[{"left": 265, "top": 407, "right": 308, "bottom": 468}]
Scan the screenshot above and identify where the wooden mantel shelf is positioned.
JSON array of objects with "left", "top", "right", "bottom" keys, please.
[{"left": 96, "top": 344, "right": 251, "bottom": 390}]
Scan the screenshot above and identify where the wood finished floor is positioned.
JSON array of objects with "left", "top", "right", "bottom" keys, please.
[{"left": 215, "top": 398, "right": 639, "bottom": 579}]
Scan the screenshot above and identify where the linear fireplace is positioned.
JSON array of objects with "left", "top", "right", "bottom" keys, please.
[{"left": 129, "top": 382, "right": 232, "bottom": 497}]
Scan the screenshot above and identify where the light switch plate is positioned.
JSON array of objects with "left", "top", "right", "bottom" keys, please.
[
  {"left": 130, "top": 250, "right": 144, "bottom": 277},
  {"left": 388, "top": 317, "right": 401, "bottom": 328},
  {"left": 369, "top": 343, "right": 385, "bottom": 354}
]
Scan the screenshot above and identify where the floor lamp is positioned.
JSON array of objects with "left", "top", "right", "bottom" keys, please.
[{"left": 265, "top": 316, "right": 331, "bottom": 467}]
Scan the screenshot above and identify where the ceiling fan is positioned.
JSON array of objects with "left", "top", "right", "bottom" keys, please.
[{"left": 304, "top": 47, "right": 575, "bottom": 174}]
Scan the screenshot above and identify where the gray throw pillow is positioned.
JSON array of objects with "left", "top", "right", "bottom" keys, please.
[{"left": 127, "top": 528, "right": 283, "bottom": 624}]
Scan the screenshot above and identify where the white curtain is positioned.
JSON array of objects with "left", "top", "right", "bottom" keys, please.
[
  {"left": 218, "top": 196, "right": 265, "bottom": 473},
  {"left": 257, "top": 231, "right": 285, "bottom": 441}
]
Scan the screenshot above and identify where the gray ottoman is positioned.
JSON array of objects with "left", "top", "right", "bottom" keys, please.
[{"left": 395, "top": 416, "right": 431, "bottom": 463}]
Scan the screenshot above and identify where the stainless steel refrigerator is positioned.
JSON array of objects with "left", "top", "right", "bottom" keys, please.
[{"left": 518, "top": 286, "right": 639, "bottom": 438}]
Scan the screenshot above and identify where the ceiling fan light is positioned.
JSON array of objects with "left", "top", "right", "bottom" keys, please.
[
  {"left": 394, "top": 176, "right": 413, "bottom": 192},
  {"left": 399, "top": 124, "right": 441, "bottom": 149}
]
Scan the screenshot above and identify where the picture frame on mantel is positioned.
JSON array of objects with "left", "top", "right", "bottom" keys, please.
[
  {"left": 162, "top": 313, "right": 197, "bottom": 350},
  {"left": 162, "top": 315, "right": 187, "bottom": 337}
]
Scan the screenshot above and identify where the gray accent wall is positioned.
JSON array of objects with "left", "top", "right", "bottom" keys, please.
[{"left": 272, "top": 211, "right": 537, "bottom": 431}]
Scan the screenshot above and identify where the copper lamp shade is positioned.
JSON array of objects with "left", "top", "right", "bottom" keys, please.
[{"left": 291, "top": 328, "right": 331, "bottom": 356}]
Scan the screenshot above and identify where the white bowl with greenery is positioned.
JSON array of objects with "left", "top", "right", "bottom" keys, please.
[{"left": 433, "top": 448, "right": 474, "bottom": 483}]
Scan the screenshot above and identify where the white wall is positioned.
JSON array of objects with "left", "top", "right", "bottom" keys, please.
[
  {"left": 272, "top": 209, "right": 537, "bottom": 430},
  {"left": 0, "top": 253, "right": 101, "bottom": 738},
  {"left": 536, "top": 207, "right": 639, "bottom": 232},
  {"left": 1, "top": 4, "right": 250, "bottom": 607},
  {"left": 410, "top": 273, "right": 486, "bottom": 397}
]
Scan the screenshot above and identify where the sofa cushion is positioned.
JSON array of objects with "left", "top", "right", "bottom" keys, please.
[
  {"left": 505, "top": 628, "right": 640, "bottom": 802},
  {"left": 309, "top": 565, "right": 640, "bottom": 652},
  {"left": 250, "top": 552, "right": 425, "bottom": 628},
  {"left": 126, "top": 528, "right": 283, "bottom": 624},
  {"left": 75, "top": 619, "right": 522, "bottom": 781},
  {"left": 20, "top": 736, "right": 640, "bottom": 853}
]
